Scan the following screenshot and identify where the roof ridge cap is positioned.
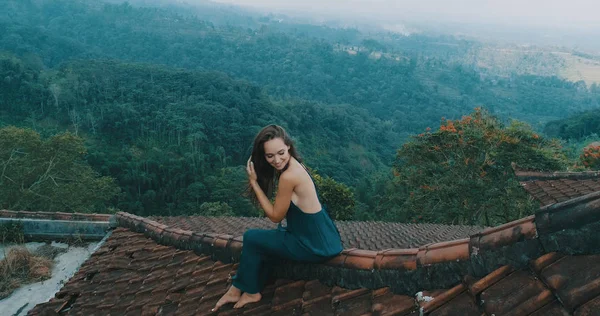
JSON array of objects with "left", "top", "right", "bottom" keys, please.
[
  {"left": 515, "top": 169, "right": 600, "bottom": 181},
  {"left": 538, "top": 191, "right": 600, "bottom": 213},
  {"left": 150, "top": 214, "right": 485, "bottom": 228},
  {"left": 115, "top": 202, "right": 600, "bottom": 295},
  {"left": 115, "top": 204, "right": 600, "bottom": 270}
]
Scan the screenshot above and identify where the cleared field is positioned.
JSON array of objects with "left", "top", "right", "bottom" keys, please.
[
  {"left": 475, "top": 46, "right": 600, "bottom": 86},
  {"left": 561, "top": 54, "right": 600, "bottom": 85}
]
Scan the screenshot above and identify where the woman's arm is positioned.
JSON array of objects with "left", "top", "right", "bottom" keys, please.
[{"left": 247, "top": 158, "right": 294, "bottom": 223}]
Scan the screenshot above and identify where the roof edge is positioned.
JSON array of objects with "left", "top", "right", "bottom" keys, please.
[
  {"left": 539, "top": 190, "right": 600, "bottom": 213},
  {"left": 514, "top": 169, "right": 600, "bottom": 181},
  {"left": 511, "top": 162, "right": 600, "bottom": 181},
  {"left": 115, "top": 197, "right": 600, "bottom": 294},
  {"left": 116, "top": 211, "right": 475, "bottom": 271},
  {"left": 4, "top": 205, "right": 599, "bottom": 295},
  {"left": 536, "top": 191, "right": 600, "bottom": 235},
  {"left": 0, "top": 210, "right": 113, "bottom": 222}
]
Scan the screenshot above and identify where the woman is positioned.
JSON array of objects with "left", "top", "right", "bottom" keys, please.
[{"left": 212, "top": 125, "right": 343, "bottom": 311}]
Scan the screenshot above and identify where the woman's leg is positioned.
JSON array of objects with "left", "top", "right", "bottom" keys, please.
[
  {"left": 231, "top": 229, "right": 279, "bottom": 293},
  {"left": 213, "top": 229, "right": 283, "bottom": 311}
]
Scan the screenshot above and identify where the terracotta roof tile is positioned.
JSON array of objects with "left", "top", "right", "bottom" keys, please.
[
  {"left": 24, "top": 185, "right": 600, "bottom": 315},
  {"left": 539, "top": 254, "right": 600, "bottom": 311},
  {"left": 332, "top": 288, "right": 372, "bottom": 316},
  {"left": 150, "top": 215, "right": 484, "bottom": 251},
  {"left": 473, "top": 215, "right": 537, "bottom": 250},
  {"left": 29, "top": 225, "right": 600, "bottom": 316},
  {"left": 427, "top": 292, "right": 480, "bottom": 316},
  {"left": 29, "top": 229, "right": 420, "bottom": 316},
  {"left": 417, "top": 238, "right": 469, "bottom": 266},
  {"left": 521, "top": 179, "right": 600, "bottom": 206},
  {"left": 301, "top": 280, "right": 334, "bottom": 315},
  {"left": 343, "top": 249, "right": 378, "bottom": 270},
  {"left": 531, "top": 252, "right": 565, "bottom": 274},
  {"left": 421, "top": 283, "right": 466, "bottom": 313},
  {"left": 371, "top": 287, "right": 416, "bottom": 315},
  {"left": 530, "top": 301, "right": 571, "bottom": 316},
  {"left": 575, "top": 294, "right": 600, "bottom": 316},
  {"left": 469, "top": 265, "right": 514, "bottom": 296},
  {"left": 480, "top": 270, "right": 553, "bottom": 315},
  {"left": 515, "top": 169, "right": 600, "bottom": 207},
  {"left": 374, "top": 248, "right": 418, "bottom": 271}
]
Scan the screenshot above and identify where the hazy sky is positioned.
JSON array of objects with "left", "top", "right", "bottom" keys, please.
[{"left": 212, "top": 0, "right": 600, "bottom": 30}]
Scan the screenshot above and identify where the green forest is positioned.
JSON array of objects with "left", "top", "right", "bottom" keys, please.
[{"left": 1, "top": 0, "right": 599, "bottom": 225}]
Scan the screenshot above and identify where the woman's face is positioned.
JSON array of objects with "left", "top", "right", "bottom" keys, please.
[{"left": 263, "top": 137, "right": 291, "bottom": 171}]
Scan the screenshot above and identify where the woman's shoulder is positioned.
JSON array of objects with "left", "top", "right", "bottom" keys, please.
[{"left": 280, "top": 161, "right": 305, "bottom": 182}]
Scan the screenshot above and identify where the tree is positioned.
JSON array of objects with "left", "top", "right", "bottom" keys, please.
[
  {"left": 196, "top": 201, "right": 235, "bottom": 217},
  {"left": 311, "top": 170, "right": 355, "bottom": 221},
  {"left": 580, "top": 143, "right": 600, "bottom": 170},
  {"left": 390, "top": 108, "right": 568, "bottom": 226},
  {"left": 201, "top": 167, "right": 258, "bottom": 217},
  {"left": 0, "top": 126, "right": 120, "bottom": 212}
]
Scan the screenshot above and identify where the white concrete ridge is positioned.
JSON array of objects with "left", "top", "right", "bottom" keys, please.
[{"left": 0, "top": 218, "right": 111, "bottom": 240}]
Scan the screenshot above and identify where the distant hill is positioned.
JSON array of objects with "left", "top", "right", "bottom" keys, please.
[{"left": 2, "top": 0, "right": 598, "bottom": 136}]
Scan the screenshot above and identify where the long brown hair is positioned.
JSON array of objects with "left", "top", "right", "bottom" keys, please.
[{"left": 248, "top": 125, "right": 301, "bottom": 203}]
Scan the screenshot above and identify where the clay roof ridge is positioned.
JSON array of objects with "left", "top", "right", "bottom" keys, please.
[
  {"left": 114, "top": 193, "right": 600, "bottom": 296},
  {"left": 539, "top": 190, "right": 600, "bottom": 213},
  {"left": 118, "top": 211, "right": 478, "bottom": 271},
  {"left": 151, "top": 214, "right": 484, "bottom": 227},
  {"left": 514, "top": 169, "right": 600, "bottom": 182},
  {"left": 116, "top": 191, "right": 600, "bottom": 271}
]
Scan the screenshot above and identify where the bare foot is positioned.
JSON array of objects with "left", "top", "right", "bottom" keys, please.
[
  {"left": 212, "top": 285, "right": 242, "bottom": 312},
  {"left": 233, "top": 292, "right": 262, "bottom": 309}
]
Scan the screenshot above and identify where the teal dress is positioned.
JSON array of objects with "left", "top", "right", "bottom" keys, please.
[{"left": 232, "top": 168, "right": 343, "bottom": 294}]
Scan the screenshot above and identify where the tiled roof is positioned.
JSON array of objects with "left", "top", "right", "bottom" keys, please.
[
  {"left": 515, "top": 169, "right": 600, "bottom": 207},
  {"left": 28, "top": 228, "right": 422, "bottom": 316},
  {"left": 28, "top": 227, "right": 600, "bottom": 315},
  {"left": 24, "top": 188, "right": 600, "bottom": 315},
  {"left": 150, "top": 215, "right": 484, "bottom": 250}
]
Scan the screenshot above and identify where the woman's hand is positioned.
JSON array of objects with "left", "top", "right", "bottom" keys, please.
[{"left": 246, "top": 156, "right": 258, "bottom": 183}]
